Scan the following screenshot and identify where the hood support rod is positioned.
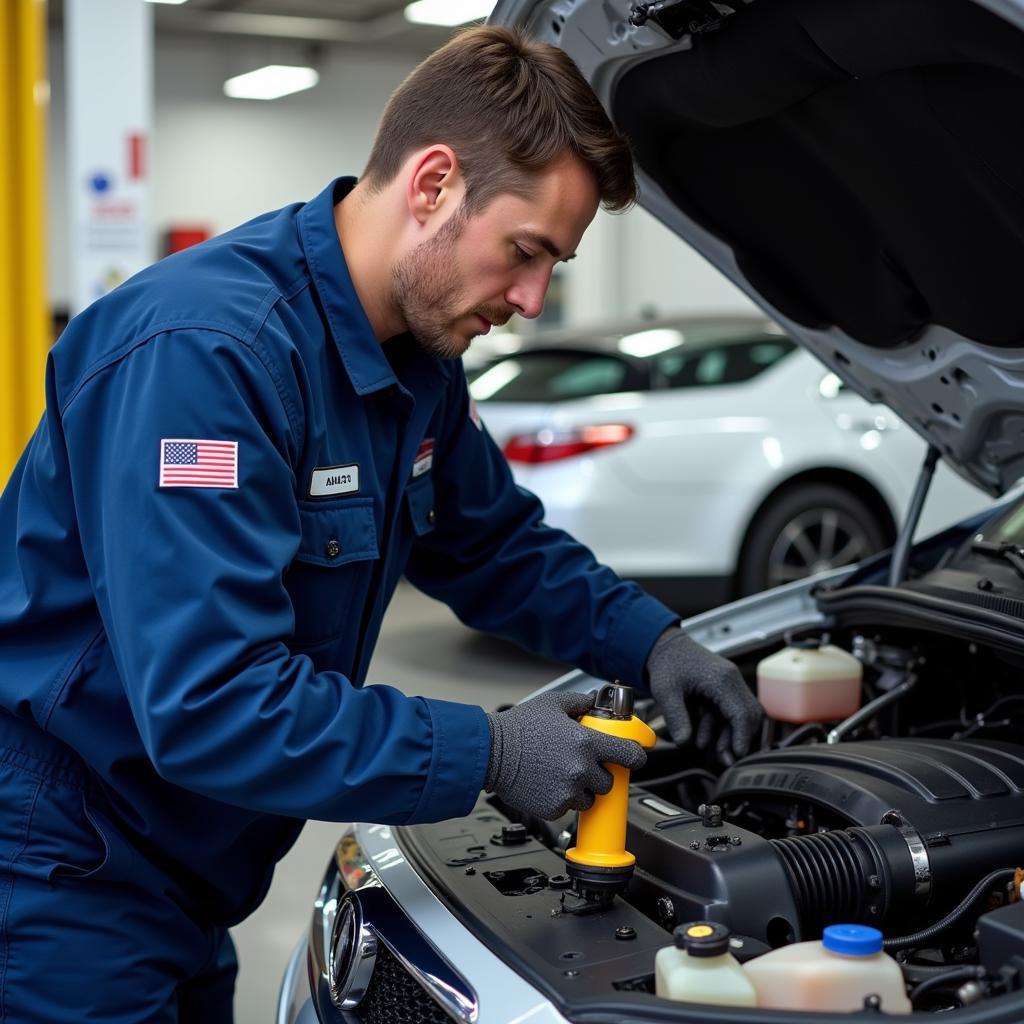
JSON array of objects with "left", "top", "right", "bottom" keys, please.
[{"left": 889, "top": 445, "right": 941, "bottom": 587}]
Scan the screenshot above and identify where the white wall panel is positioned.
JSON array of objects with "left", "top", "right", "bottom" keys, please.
[
  {"left": 618, "top": 204, "right": 759, "bottom": 319},
  {"left": 65, "top": 0, "right": 153, "bottom": 314},
  {"left": 150, "top": 36, "right": 417, "bottom": 245}
]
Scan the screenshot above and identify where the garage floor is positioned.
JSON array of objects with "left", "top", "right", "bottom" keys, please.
[{"left": 230, "top": 580, "right": 567, "bottom": 1021}]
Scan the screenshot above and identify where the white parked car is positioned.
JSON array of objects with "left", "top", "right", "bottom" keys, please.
[{"left": 470, "top": 316, "right": 989, "bottom": 607}]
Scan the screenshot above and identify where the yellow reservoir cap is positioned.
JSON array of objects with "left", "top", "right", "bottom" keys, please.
[
  {"left": 687, "top": 925, "right": 715, "bottom": 938},
  {"left": 565, "top": 711, "right": 656, "bottom": 870}
]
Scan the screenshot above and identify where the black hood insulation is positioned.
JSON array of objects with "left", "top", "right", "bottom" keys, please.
[{"left": 614, "top": 0, "right": 1024, "bottom": 349}]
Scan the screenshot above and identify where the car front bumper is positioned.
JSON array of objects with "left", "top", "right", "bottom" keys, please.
[{"left": 276, "top": 821, "right": 571, "bottom": 1024}]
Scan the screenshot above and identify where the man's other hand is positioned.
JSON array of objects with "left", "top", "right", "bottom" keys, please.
[
  {"left": 484, "top": 691, "right": 647, "bottom": 820},
  {"left": 646, "top": 628, "right": 764, "bottom": 763}
]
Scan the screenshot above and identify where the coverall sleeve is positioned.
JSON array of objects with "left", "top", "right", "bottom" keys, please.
[
  {"left": 60, "top": 328, "right": 489, "bottom": 823},
  {"left": 404, "top": 365, "right": 678, "bottom": 688}
]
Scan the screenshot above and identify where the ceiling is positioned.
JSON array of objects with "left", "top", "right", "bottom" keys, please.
[{"left": 51, "top": 0, "right": 470, "bottom": 55}]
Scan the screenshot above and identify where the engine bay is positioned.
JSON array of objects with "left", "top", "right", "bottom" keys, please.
[{"left": 397, "top": 613, "right": 1024, "bottom": 1019}]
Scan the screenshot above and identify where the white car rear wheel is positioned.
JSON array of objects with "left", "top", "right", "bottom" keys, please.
[{"left": 739, "top": 483, "right": 889, "bottom": 595}]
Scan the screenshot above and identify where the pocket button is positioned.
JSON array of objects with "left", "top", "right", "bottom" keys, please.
[
  {"left": 325, "top": 538, "right": 341, "bottom": 559},
  {"left": 427, "top": 509, "right": 436, "bottom": 525}
]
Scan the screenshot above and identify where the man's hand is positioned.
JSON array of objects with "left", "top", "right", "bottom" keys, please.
[
  {"left": 646, "top": 628, "right": 763, "bottom": 763},
  {"left": 485, "top": 691, "right": 647, "bottom": 820}
]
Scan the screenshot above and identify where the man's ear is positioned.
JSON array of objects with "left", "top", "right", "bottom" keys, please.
[{"left": 406, "top": 146, "right": 462, "bottom": 227}]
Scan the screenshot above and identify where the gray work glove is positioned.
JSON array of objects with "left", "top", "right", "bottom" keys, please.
[
  {"left": 646, "top": 628, "right": 763, "bottom": 764},
  {"left": 485, "top": 691, "right": 648, "bottom": 820}
]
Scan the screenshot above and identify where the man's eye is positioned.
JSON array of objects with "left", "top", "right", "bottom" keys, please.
[{"left": 513, "top": 245, "right": 531, "bottom": 263}]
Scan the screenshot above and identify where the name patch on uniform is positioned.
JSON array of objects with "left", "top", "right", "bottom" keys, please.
[
  {"left": 412, "top": 438, "right": 434, "bottom": 478},
  {"left": 309, "top": 464, "right": 360, "bottom": 497}
]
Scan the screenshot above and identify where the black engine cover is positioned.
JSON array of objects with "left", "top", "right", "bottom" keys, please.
[{"left": 714, "top": 738, "right": 1024, "bottom": 836}]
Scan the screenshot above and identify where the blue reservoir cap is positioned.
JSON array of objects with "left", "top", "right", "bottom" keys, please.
[{"left": 823, "top": 924, "right": 883, "bottom": 956}]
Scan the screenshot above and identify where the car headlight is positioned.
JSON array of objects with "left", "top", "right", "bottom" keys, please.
[{"left": 337, "top": 828, "right": 377, "bottom": 892}]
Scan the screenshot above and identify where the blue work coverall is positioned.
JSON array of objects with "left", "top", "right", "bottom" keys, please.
[{"left": 0, "top": 178, "right": 676, "bottom": 1020}]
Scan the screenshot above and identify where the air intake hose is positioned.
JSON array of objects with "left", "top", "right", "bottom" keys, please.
[{"left": 770, "top": 824, "right": 924, "bottom": 938}]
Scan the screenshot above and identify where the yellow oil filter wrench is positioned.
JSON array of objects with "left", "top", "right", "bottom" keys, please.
[{"left": 565, "top": 683, "right": 656, "bottom": 903}]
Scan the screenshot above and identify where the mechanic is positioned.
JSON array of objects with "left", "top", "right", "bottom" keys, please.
[{"left": 0, "top": 25, "right": 762, "bottom": 1022}]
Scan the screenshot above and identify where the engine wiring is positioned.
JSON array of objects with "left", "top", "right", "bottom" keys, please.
[
  {"left": 884, "top": 869, "right": 1017, "bottom": 952},
  {"left": 910, "top": 965, "right": 986, "bottom": 1009}
]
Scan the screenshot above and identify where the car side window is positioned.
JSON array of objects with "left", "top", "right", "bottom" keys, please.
[
  {"left": 658, "top": 337, "right": 795, "bottom": 390},
  {"left": 695, "top": 349, "right": 728, "bottom": 384},
  {"left": 548, "top": 357, "right": 629, "bottom": 398}
]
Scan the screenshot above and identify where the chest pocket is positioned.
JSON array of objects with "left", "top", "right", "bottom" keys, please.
[
  {"left": 405, "top": 475, "right": 437, "bottom": 537},
  {"left": 285, "top": 498, "right": 379, "bottom": 648}
]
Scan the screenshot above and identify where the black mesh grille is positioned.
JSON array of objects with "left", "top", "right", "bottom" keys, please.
[{"left": 357, "top": 942, "right": 453, "bottom": 1023}]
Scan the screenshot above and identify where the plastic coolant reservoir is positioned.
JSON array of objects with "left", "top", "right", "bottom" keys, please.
[
  {"left": 654, "top": 922, "right": 758, "bottom": 1008},
  {"left": 742, "top": 925, "right": 911, "bottom": 1014},
  {"left": 756, "top": 642, "right": 863, "bottom": 723}
]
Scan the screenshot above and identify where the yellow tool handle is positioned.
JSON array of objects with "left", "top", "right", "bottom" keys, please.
[{"left": 566, "top": 712, "right": 656, "bottom": 869}]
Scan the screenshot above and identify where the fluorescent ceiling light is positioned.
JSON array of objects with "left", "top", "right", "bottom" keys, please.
[
  {"left": 405, "top": 0, "right": 494, "bottom": 27},
  {"left": 618, "top": 328, "right": 684, "bottom": 358},
  {"left": 145, "top": 0, "right": 189, "bottom": 5},
  {"left": 224, "top": 65, "right": 319, "bottom": 101}
]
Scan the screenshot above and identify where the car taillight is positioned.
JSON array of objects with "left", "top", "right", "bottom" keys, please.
[{"left": 502, "top": 424, "right": 634, "bottom": 463}]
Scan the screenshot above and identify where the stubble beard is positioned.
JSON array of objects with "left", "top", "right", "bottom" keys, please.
[{"left": 391, "top": 209, "right": 472, "bottom": 360}]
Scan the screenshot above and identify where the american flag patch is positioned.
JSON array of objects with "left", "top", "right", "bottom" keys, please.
[{"left": 159, "top": 438, "right": 238, "bottom": 489}]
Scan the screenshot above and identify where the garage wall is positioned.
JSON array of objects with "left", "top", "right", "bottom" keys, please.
[
  {"left": 47, "top": 32, "right": 418, "bottom": 311},
  {"left": 620, "top": 207, "right": 758, "bottom": 319},
  {"left": 565, "top": 205, "right": 758, "bottom": 329},
  {"left": 46, "top": 31, "right": 756, "bottom": 326}
]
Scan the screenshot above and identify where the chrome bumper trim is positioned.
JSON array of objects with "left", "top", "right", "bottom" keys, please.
[{"left": 353, "top": 822, "right": 570, "bottom": 1024}]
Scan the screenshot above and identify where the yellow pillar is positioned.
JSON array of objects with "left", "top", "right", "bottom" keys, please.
[{"left": 0, "top": 0, "right": 48, "bottom": 487}]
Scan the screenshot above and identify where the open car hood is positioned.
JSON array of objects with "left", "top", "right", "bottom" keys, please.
[{"left": 491, "top": 0, "right": 1024, "bottom": 497}]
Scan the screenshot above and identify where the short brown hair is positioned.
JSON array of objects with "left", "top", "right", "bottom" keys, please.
[{"left": 362, "top": 25, "right": 636, "bottom": 213}]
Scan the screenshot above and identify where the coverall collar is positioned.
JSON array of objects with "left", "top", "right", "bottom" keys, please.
[{"left": 298, "top": 177, "right": 398, "bottom": 396}]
